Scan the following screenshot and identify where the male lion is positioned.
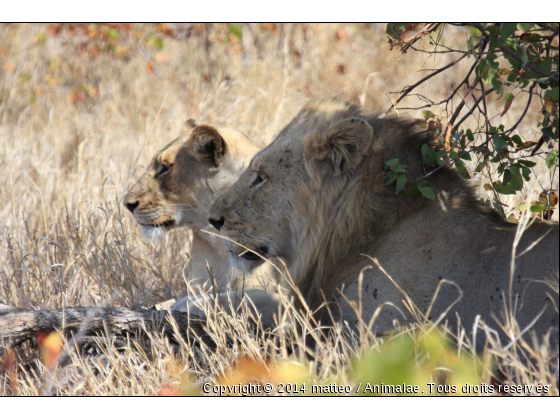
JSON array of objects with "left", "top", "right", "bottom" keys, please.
[
  {"left": 123, "top": 120, "right": 278, "bottom": 296},
  {"left": 208, "top": 98, "right": 559, "bottom": 343}
]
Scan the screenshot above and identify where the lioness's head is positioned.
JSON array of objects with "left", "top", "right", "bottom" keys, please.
[
  {"left": 124, "top": 120, "right": 258, "bottom": 241},
  {"left": 208, "top": 99, "right": 376, "bottom": 272}
]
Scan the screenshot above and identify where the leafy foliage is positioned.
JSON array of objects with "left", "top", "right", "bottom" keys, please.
[{"left": 386, "top": 23, "right": 559, "bottom": 221}]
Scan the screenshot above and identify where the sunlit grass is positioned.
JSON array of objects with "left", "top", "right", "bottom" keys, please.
[{"left": 0, "top": 23, "right": 557, "bottom": 396}]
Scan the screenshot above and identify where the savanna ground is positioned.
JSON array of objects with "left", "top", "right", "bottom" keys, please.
[{"left": 0, "top": 23, "right": 558, "bottom": 396}]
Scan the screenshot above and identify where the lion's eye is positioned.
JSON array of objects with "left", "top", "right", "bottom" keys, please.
[
  {"left": 250, "top": 172, "right": 267, "bottom": 188},
  {"left": 157, "top": 164, "right": 172, "bottom": 178}
]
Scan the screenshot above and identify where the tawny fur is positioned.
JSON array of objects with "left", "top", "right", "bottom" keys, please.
[
  {"left": 209, "top": 98, "right": 559, "bottom": 344},
  {"left": 123, "top": 122, "right": 278, "bottom": 294}
]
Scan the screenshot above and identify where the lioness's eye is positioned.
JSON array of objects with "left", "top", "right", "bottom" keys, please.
[
  {"left": 250, "top": 172, "right": 267, "bottom": 188},
  {"left": 157, "top": 164, "right": 172, "bottom": 177}
]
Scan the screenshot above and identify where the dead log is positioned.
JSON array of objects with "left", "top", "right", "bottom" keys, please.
[{"left": 0, "top": 303, "right": 213, "bottom": 349}]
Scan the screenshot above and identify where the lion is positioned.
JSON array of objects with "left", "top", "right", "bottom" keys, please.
[
  {"left": 208, "top": 98, "right": 559, "bottom": 344},
  {"left": 123, "top": 120, "right": 279, "bottom": 297}
]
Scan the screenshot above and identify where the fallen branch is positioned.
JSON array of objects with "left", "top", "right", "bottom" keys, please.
[{"left": 0, "top": 303, "right": 212, "bottom": 349}]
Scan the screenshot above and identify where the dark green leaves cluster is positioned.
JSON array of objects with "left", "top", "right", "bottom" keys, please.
[
  {"left": 385, "top": 154, "right": 435, "bottom": 201},
  {"left": 386, "top": 23, "right": 559, "bottom": 220},
  {"left": 478, "top": 23, "right": 558, "bottom": 141}
]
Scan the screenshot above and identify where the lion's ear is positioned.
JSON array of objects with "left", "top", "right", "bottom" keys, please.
[
  {"left": 303, "top": 117, "right": 373, "bottom": 178},
  {"left": 181, "top": 119, "right": 197, "bottom": 133},
  {"left": 184, "top": 125, "right": 225, "bottom": 167}
]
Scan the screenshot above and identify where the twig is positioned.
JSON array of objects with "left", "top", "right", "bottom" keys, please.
[
  {"left": 451, "top": 88, "right": 495, "bottom": 133},
  {"left": 389, "top": 23, "right": 441, "bottom": 54},
  {"left": 504, "top": 82, "right": 537, "bottom": 135},
  {"left": 389, "top": 52, "right": 468, "bottom": 110},
  {"left": 470, "top": 23, "right": 559, "bottom": 84},
  {"left": 500, "top": 45, "right": 559, "bottom": 84}
]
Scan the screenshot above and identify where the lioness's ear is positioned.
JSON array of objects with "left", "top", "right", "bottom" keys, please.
[
  {"left": 303, "top": 117, "right": 373, "bottom": 178},
  {"left": 181, "top": 119, "right": 197, "bottom": 133},
  {"left": 184, "top": 125, "right": 225, "bottom": 167}
]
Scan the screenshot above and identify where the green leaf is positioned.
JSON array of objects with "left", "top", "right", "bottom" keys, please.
[
  {"left": 466, "top": 129, "right": 474, "bottom": 141},
  {"left": 455, "top": 159, "right": 471, "bottom": 179},
  {"left": 467, "top": 35, "right": 476, "bottom": 54},
  {"left": 518, "top": 45, "right": 528, "bottom": 66},
  {"left": 511, "top": 135, "right": 524, "bottom": 147},
  {"left": 517, "top": 23, "right": 534, "bottom": 32},
  {"left": 500, "top": 23, "right": 517, "bottom": 40},
  {"left": 545, "top": 87, "right": 559, "bottom": 102},
  {"left": 501, "top": 93, "right": 514, "bottom": 116},
  {"left": 499, "top": 167, "right": 523, "bottom": 192},
  {"left": 106, "top": 28, "right": 119, "bottom": 39},
  {"left": 518, "top": 159, "right": 537, "bottom": 167},
  {"left": 492, "top": 199, "right": 506, "bottom": 218},
  {"left": 492, "top": 134, "right": 508, "bottom": 152},
  {"left": 228, "top": 24, "right": 243, "bottom": 41},
  {"left": 475, "top": 60, "right": 488, "bottom": 79},
  {"left": 509, "top": 165, "right": 524, "bottom": 191},
  {"left": 386, "top": 23, "right": 409, "bottom": 37},
  {"left": 530, "top": 204, "right": 547, "bottom": 212},
  {"left": 506, "top": 214, "right": 518, "bottom": 224},
  {"left": 503, "top": 169, "right": 513, "bottom": 186},
  {"left": 406, "top": 185, "right": 421, "bottom": 198},
  {"left": 35, "top": 33, "right": 47, "bottom": 46},
  {"left": 418, "top": 185, "right": 435, "bottom": 200},
  {"left": 503, "top": 36, "right": 517, "bottom": 50},
  {"left": 395, "top": 174, "right": 407, "bottom": 195},
  {"left": 521, "top": 166, "right": 531, "bottom": 182},
  {"left": 386, "top": 171, "right": 398, "bottom": 185},
  {"left": 154, "top": 37, "right": 164, "bottom": 51},
  {"left": 421, "top": 144, "right": 436, "bottom": 165},
  {"left": 487, "top": 25, "right": 500, "bottom": 35},
  {"left": 546, "top": 149, "right": 558, "bottom": 169},
  {"left": 494, "top": 182, "right": 518, "bottom": 195},
  {"left": 422, "top": 110, "right": 435, "bottom": 119},
  {"left": 525, "top": 33, "right": 541, "bottom": 42},
  {"left": 537, "top": 59, "right": 552, "bottom": 76},
  {"left": 385, "top": 157, "right": 399, "bottom": 167},
  {"left": 475, "top": 161, "right": 486, "bottom": 173},
  {"left": 491, "top": 74, "right": 503, "bottom": 94},
  {"left": 489, "top": 34, "right": 501, "bottom": 50}
]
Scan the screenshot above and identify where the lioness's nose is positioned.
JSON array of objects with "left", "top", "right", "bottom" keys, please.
[
  {"left": 208, "top": 216, "right": 225, "bottom": 231},
  {"left": 125, "top": 200, "right": 139, "bottom": 213}
]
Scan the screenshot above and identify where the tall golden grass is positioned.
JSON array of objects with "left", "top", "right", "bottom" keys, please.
[{"left": 0, "top": 23, "right": 557, "bottom": 395}]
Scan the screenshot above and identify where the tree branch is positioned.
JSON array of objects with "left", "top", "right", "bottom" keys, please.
[
  {"left": 469, "top": 23, "right": 559, "bottom": 85},
  {"left": 500, "top": 45, "right": 559, "bottom": 84},
  {"left": 451, "top": 88, "right": 495, "bottom": 133},
  {"left": 504, "top": 82, "right": 537, "bottom": 135},
  {"left": 389, "top": 52, "right": 468, "bottom": 110},
  {"left": 0, "top": 304, "right": 213, "bottom": 348}
]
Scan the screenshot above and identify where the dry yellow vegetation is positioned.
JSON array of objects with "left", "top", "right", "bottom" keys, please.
[{"left": 0, "top": 23, "right": 557, "bottom": 396}]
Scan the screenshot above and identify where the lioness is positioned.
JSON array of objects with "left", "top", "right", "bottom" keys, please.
[
  {"left": 209, "top": 98, "right": 559, "bottom": 343},
  {"left": 123, "top": 120, "right": 278, "bottom": 295}
]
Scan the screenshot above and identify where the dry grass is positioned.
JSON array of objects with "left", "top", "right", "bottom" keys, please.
[{"left": 0, "top": 23, "right": 558, "bottom": 396}]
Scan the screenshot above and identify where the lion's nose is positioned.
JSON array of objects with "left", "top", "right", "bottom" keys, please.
[
  {"left": 208, "top": 216, "right": 225, "bottom": 231},
  {"left": 125, "top": 200, "right": 139, "bottom": 213}
]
